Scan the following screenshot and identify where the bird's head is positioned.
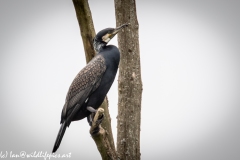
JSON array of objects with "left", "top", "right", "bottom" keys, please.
[{"left": 93, "top": 24, "right": 129, "bottom": 52}]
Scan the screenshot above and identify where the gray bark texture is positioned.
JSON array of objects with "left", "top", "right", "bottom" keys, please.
[{"left": 114, "top": 0, "right": 143, "bottom": 159}]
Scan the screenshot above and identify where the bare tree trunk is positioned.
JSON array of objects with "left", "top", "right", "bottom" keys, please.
[
  {"left": 72, "top": 0, "right": 95, "bottom": 62},
  {"left": 72, "top": 0, "right": 117, "bottom": 159},
  {"left": 114, "top": 0, "right": 143, "bottom": 159}
]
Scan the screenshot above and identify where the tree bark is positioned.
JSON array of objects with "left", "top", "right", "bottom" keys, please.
[
  {"left": 72, "top": 0, "right": 96, "bottom": 63},
  {"left": 90, "top": 108, "right": 118, "bottom": 160},
  {"left": 72, "top": 0, "right": 117, "bottom": 159},
  {"left": 114, "top": 0, "right": 143, "bottom": 159}
]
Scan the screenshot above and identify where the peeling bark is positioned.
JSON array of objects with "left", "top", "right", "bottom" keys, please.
[{"left": 115, "top": 0, "right": 143, "bottom": 159}]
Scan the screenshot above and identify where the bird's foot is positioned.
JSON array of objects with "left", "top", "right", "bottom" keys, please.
[
  {"left": 87, "top": 106, "right": 98, "bottom": 126},
  {"left": 96, "top": 113, "right": 104, "bottom": 125},
  {"left": 87, "top": 116, "right": 92, "bottom": 126},
  {"left": 90, "top": 113, "right": 105, "bottom": 135},
  {"left": 87, "top": 113, "right": 95, "bottom": 126}
]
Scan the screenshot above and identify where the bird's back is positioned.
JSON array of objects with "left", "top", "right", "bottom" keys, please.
[{"left": 61, "top": 55, "right": 106, "bottom": 123}]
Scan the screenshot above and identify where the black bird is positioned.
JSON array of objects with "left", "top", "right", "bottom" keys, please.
[{"left": 52, "top": 24, "right": 128, "bottom": 153}]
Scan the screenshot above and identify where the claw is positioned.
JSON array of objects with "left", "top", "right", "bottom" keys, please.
[{"left": 96, "top": 113, "right": 104, "bottom": 125}]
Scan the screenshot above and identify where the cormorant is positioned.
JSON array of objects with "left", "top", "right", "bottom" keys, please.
[{"left": 52, "top": 24, "right": 128, "bottom": 153}]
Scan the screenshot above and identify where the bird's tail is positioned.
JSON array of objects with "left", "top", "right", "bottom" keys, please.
[{"left": 52, "top": 121, "right": 67, "bottom": 153}]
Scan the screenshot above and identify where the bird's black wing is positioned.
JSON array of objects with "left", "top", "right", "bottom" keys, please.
[{"left": 61, "top": 55, "right": 106, "bottom": 125}]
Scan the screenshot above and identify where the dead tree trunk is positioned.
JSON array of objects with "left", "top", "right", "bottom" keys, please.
[
  {"left": 72, "top": 0, "right": 95, "bottom": 63},
  {"left": 114, "top": 0, "right": 143, "bottom": 159},
  {"left": 72, "top": 0, "right": 117, "bottom": 159}
]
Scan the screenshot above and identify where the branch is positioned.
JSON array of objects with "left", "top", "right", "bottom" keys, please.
[
  {"left": 90, "top": 108, "right": 118, "bottom": 160},
  {"left": 72, "top": 0, "right": 96, "bottom": 63}
]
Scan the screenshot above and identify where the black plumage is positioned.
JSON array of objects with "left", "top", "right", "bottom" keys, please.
[{"left": 52, "top": 24, "right": 128, "bottom": 153}]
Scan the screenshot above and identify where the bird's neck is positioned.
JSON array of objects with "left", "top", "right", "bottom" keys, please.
[{"left": 93, "top": 40, "right": 107, "bottom": 53}]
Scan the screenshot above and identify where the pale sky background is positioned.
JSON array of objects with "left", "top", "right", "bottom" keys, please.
[{"left": 0, "top": 0, "right": 240, "bottom": 160}]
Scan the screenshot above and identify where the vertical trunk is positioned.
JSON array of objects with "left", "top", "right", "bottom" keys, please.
[
  {"left": 115, "top": 0, "right": 143, "bottom": 159},
  {"left": 72, "top": 0, "right": 96, "bottom": 63},
  {"left": 72, "top": 0, "right": 117, "bottom": 159}
]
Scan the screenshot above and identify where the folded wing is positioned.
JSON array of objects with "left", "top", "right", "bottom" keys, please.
[{"left": 61, "top": 55, "right": 106, "bottom": 125}]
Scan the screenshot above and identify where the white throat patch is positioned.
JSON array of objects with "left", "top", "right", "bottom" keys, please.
[{"left": 102, "top": 33, "right": 111, "bottom": 43}]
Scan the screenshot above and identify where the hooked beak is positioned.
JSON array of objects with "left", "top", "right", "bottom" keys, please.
[
  {"left": 112, "top": 23, "right": 129, "bottom": 35},
  {"left": 102, "top": 23, "right": 129, "bottom": 43}
]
